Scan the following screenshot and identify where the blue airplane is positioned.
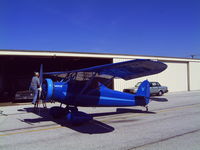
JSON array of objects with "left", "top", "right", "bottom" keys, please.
[{"left": 39, "top": 59, "right": 167, "bottom": 124}]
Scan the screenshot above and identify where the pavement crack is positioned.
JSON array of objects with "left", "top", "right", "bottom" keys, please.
[{"left": 128, "top": 128, "right": 200, "bottom": 150}]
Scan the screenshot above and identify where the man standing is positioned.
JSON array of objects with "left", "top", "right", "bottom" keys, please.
[{"left": 30, "top": 72, "right": 40, "bottom": 105}]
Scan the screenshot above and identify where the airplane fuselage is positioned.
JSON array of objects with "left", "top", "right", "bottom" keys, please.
[{"left": 43, "top": 79, "right": 149, "bottom": 107}]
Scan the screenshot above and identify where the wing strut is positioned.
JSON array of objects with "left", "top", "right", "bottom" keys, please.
[{"left": 78, "top": 72, "right": 97, "bottom": 95}]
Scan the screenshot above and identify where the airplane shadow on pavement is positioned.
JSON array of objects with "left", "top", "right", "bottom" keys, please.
[
  {"left": 19, "top": 107, "right": 114, "bottom": 134},
  {"left": 150, "top": 97, "right": 168, "bottom": 102},
  {"left": 18, "top": 106, "right": 156, "bottom": 134},
  {"left": 91, "top": 108, "right": 155, "bottom": 117}
]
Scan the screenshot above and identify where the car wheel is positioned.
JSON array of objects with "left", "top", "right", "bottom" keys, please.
[{"left": 158, "top": 91, "right": 163, "bottom": 96}]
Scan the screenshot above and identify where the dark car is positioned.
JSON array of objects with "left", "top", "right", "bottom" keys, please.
[
  {"left": 14, "top": 90, "right": 34, "bottom": 101},
  {"left": 123, "top": 81, "right": 168, "bottom": 96}
]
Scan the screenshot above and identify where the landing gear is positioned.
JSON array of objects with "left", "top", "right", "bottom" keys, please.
[
  {"left": 145, "top": 105, "right": 149, "bottom": 112},
  {"left": 69, "top": 106, "right": 78, "bottom": 112},
  {"left": 49, "top": 104, "right": 78, "bottom": 119},
  {"left": 49, "top": 106, "right": 69, "bottom": 119},
  {"left": 49, "top": 104, "right": 92, "bottom": 124}
]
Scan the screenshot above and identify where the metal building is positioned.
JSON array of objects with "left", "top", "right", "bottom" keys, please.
[
  {"left": 0, "top": 50, "right": 200, "bottom": 102},
  {"left": 113, "top": 57, "right": 200, "bottom": 92}
]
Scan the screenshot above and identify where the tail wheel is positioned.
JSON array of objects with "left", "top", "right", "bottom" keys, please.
[
  {"left": 145, "top": 105, "right": 148, "bottom": 112},
  {"left": 158, "top": 91, "right": 163, "bottom": 96}
]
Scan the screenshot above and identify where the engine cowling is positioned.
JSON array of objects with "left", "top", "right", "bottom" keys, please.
[{"left": 42, "top": 78, "right": 53, "bottom": 101}]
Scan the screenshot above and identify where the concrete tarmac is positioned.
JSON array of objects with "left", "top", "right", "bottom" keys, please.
[{"left": 1, "top": 91, "right": 200, "bottom": 150}]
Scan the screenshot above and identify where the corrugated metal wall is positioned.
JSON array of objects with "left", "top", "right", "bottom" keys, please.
[
  {"left": 158, "top": 62, "right": 188, "bottom": 92},
  {"left": 189, "top": 62, "right": 200, "bottom": 91},
  {"left": 113, "top": 58, "right": 191, "bottom": 92}
]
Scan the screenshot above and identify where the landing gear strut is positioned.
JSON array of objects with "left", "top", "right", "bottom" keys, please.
[
  {"left": 49, "top": 104, "right": 79, "bottom": 119},
  {"left": 69, "top": 106, "right": 78, "bottom": 112},
  {"left": 145, "top": 105, "right": 148, "bottom": 112}
]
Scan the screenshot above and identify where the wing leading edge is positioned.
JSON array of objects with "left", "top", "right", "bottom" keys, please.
[{"left": 44, "top": 59, "right": 167, "bottom": 80}]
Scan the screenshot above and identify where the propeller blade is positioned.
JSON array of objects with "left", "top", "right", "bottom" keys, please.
[
  {"left": 39, "top": 64, "right": 43, "bottom": 86},
  {"left": 39, "top": 64, "right": 43, "bottom": 99}
]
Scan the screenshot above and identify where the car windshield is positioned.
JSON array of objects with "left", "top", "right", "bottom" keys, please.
[{"left": 135, "top": 82, "right": 142, "bottom": 87}]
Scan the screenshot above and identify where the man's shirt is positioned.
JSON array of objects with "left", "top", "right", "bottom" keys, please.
[{"left": 30, "top": 76, "right": 40, "bottom": 89}]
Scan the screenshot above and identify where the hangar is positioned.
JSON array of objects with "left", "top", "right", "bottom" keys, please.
[{"left": 0, "top": 49, "right": 200, "bottom": 102}]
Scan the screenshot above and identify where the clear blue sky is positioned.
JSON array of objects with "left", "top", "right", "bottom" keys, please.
[{"left": 0, "top": 0, "right": 200, "bottom": 58}]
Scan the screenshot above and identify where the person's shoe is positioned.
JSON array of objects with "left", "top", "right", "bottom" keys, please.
[{"left": 32, "top": 102, "right": 35, "bottom": 105}]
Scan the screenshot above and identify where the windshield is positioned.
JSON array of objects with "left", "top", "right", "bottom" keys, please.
[{"left": 135, "top": 82, "right": 142, "bottom": 87}]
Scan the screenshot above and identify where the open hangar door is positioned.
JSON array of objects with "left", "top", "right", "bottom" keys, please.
[
  {"left": 113, "top": 58, "right": 189, "bottom": 93},
  {"left": 0, "top": 55, "right": 112, "bottom": 102}
]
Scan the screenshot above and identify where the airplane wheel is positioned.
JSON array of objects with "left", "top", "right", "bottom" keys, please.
[
  {"left": 66, "top": 111, "right": 93, "bottom": 125},
  {"left": 49, "top": 106, "right": 69, "bottom": 119}
]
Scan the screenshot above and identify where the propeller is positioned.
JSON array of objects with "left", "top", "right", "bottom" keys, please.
[
  {"left": 38, "top": 64, "right": 43, "bottom": 100},
  {"left": 38, "top": 64, "right": 54, "bottom": 102},
  {"left": 39, "top": 64, "right": 43, "bottom": 85}
]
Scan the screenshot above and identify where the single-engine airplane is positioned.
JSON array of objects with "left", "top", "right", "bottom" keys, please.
[{"left": 39, "top": 59, "right": 167, "bottom": 124}]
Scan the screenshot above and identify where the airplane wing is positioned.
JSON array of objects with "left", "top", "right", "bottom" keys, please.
[{"left": 44, "top": 59, "right": 167, "bottom": 80}]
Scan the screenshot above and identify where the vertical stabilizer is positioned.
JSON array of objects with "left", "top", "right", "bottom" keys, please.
[{"left": 135, "top": 80, "right": 150, "bottom": 105}]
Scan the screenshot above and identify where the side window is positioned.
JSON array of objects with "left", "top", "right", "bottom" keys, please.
[
  {"left": 150, "top": 83, "right": 153, "bottom": 87},
  {"left": 156, "top": 82, "right": 161, "bottom": 86},
  {"left": 151, "top": 82, "right": 157, "bottom": 87}
]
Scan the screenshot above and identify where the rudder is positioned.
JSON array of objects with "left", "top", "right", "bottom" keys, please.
[{"left": 135, "top": 80, "right": 150, "bottom": 106}]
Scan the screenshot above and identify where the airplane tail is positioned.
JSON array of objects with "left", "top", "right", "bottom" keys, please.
[{"left": 135, "top": 80, "right": 150, "bottom": 106}]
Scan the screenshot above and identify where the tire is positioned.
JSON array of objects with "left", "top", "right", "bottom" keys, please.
[
  {"left": 49, "top": 106, "right": 68, "bottom": 119},
  {"left": 158, "top": 91, "right": 163, "bottom": 96}
]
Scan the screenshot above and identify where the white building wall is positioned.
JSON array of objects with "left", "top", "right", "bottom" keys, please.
[
  {"left": 189, "top": 62, "right": 200, "bottom": 91},
  {"left": 158, "top": 62, "right": 188, "bottom": 92},
  {"left": 113, "top": 58, "right": 189, "bottom": 92},
  {"left": 1, "top": 50, "right": 200, "bottom": 92}
]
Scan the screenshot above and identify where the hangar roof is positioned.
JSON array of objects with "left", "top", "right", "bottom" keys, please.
[{"left": 0, "top": 49, "right": 200, "bottom": 62}]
